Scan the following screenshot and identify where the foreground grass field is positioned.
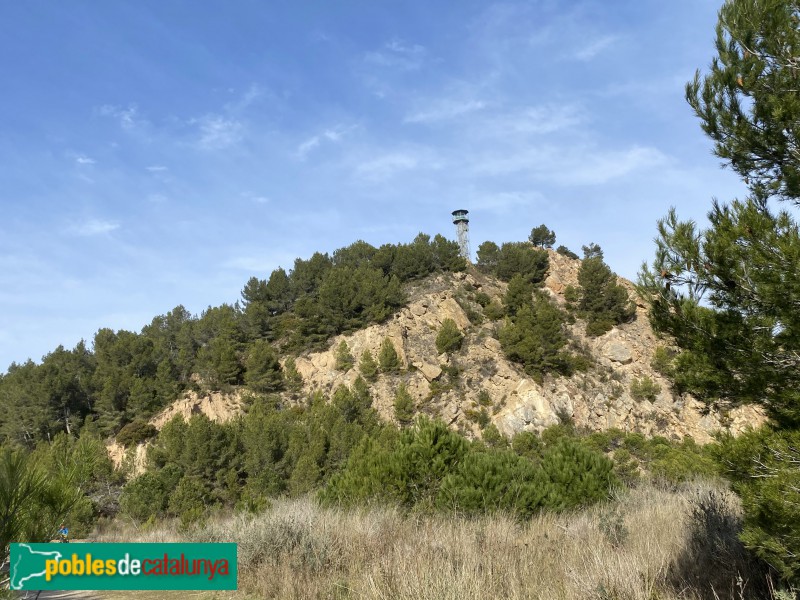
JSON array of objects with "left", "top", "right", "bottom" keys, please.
[{"left": 93, "top": 479, "right": 776, "bottom": 600}]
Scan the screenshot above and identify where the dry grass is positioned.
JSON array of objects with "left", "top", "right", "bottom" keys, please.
[{"left": 96, "top": 481, "right": 770, "bottom": 600}]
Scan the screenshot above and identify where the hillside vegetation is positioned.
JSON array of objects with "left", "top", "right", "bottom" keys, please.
[{"left": 3, "top": 0, "right": 800, "bottom": 596}]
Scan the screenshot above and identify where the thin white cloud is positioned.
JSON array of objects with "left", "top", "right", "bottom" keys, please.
[
  {"left": 224, "top": 83, "right": 266, "bottom": 112},
  {"left": 240, "top": 191, "right": 270, "bottom": 204},
  {"left": 564, "top": 146, "right": 666, "bottom": 184},
  {"left": 466, "top": 191, "right": 546, "bottom": 214},
  {"left": 354, "top": 152, "right": 424, "bottom": 181},
  {"left": 471, "top": 144, "right": 667, "bottom": 185},
  {"left": 69, "top": 219, "right": 120, "bottom": 236},
  {"left": 294, "top": 125, "right": 353, "bottom": 160},
  {"left": 493, "top": 104, "right": 584, "bottom": 135},
  {"left": 146, "top": 165, "right": 168, "bottom": 172},
  {"left": 194, "top": 115, "right": 243, "bottom": 150},
  {"left": 364, "top": 39, "right": 427, "bottom": 70},
  {"left": 296, "top": 136, "right": 321, "bottom": 158},
  {"left": 75, "top": 155, "right": 95, "bottom": 165},
  {"left": 97, "top": 104, "right": 141, "bottom": 130},
  {"left": 574, "top": 35, "right": 618, "bottom": 61},
  {"left": 405, "top": 99, "right": 487, "bottom": 124}
]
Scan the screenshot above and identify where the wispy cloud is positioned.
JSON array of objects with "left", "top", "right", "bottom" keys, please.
[
  {"left": 294, "top": 125, "right": 353, "bottom": 160},
  {"left": 69, "top": 219, "right": 120, "bottom": 236},
  {"left": 97, "top": 104, "right": 142, "bottom": 130},
  {"left": 194, "top": 115, "right": 243, "bottom": 150},
  {"left": 489, "top": 104, "right": 584, "bottom": 135},
  {"left": 146, "top": 165, "right": 168, "bottom": 172},
  {"left": 470, "top": 144, "right": 667, "bottom": 185},
  {"left": 564, "top": 146, "right": 666, "bottom": 184},
  {"left": 75, "top": 155, "right": 95, "bottom": 165},
  {"left": 353, "top": 151, "right": 437, "bottom": 182},
  {"left": 574, "top": 35, "right": 618, "bottom": 61},
  {"left": 405, "top": 99, "right": 487, "bottom": 124},
  {"left": 364, "top": 39, "right": 427, "bottom": 70},
  {"left": 470, "top": 191, "right": 546, "bottom": 213},
  {"left": 224, "top": 83, "right": 266, "bottom": 113},
  {"left": 241, "top": 191, "right": 270, "bottom": 204}
]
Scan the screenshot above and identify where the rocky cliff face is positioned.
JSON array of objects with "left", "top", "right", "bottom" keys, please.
[{"left": 290, "top": 249, "right": 763, "bottom": 443}]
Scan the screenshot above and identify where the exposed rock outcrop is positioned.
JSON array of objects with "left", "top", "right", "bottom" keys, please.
[{"left": 287, "top": 250, "right": 764, "bottom": 443}]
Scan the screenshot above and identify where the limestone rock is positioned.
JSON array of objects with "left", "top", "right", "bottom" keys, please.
[
  {"left": 420, "top": 363, "right": 443, "bottom": 381},
  {"left": 602, "top": 341, "right": 634, "bottom": 364}
]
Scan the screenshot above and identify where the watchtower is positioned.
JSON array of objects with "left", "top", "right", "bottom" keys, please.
[{"left": 451, "top": 209, "right": 470, "bottom": 261}]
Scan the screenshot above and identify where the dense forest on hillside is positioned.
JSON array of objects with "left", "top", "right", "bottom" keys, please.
[
  {"left": 0, "top": 225, "right": 636, "bottom": 450},
  {"left": 0, "top": 233, "right": 467, "bottom": 443}
]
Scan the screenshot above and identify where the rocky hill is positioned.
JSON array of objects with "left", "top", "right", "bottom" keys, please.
[
  {"left": 130, "top": 248, "right": 761, "bottom": 449},
  {"left": 289, "top": 249, "right": 761, "bottom": 443}
]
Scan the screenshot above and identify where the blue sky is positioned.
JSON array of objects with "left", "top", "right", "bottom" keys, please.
[{"left": 0, "top": 1, "right": 747, "bottom": 371}]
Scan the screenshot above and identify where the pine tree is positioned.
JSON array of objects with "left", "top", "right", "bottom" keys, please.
[
  {"left": 244, "top": 339, "right": 282, "bottom": 393},
  {"left": 577, "top": 253, "right": 635, "bottom": 337},
  {"left": 282, "top": 357, "right": 303, "bottom": 394},
  {"left": 498, "top": 294, "right": 573, "bottom": 379},
  {"left": 529, "top": 224, "right": 556, "bottom": 248},
  {"left": 503, "top": 274, "right": 534, "bottom": 317},
  {"left": 437, "top": 450, "right": 550, "bottom": 518},
  {"left": 334, "top": 340, "right": 355, "bottom": 371},
  {"left": 540, "top": 438, "right": 617, "bottom": 511},
  {"left": 358, "top": 349, "right": 379, "bottom": 382},
  {"left": 393, "top": 384, "right": 415, "bottom": 426},
  {"left": 476, "top": 241, "right": 500, "bottom": 272},
  {"left": 637, "top": 0, "right": 800, "bottom": 582},
  {"left": 378, "top": 338, "right": 401, "bottom": 372}
]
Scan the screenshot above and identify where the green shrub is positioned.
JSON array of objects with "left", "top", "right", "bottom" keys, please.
[
  {"left": 474, "top": 291, "right": 491, "bottom": 307},
  {"left": 503, "top": 274, "right": 534, "bottom": 317},
  {"left": 120, "top": 464, "right": 182, "bottom": 521},
  {"left": 556, "top": 245, "right": 579, "bottom": 260},
  {"left": 511, "top": 431, "right": 543, "bottom": 461},
  {"left": 498, "top": 293, "right": 574, "bottom": 380},
  {"left": 630, "top": 376, "right": 661, "bottom": 401},
  {"left": 577, "top": 253, "right": 635, "bottom": 337},
  {"left": 322, "top": 418, "right": 468, "bottom": 510},
  {"left": 483, "top": 301, "right": 505, "bottom": 321},
  {"left": 116, "top": 420, "right": 158, "bottom": 447},
  {"left": 465, "top": 408, "right": 490, "bottom": 429},
  {"left": 650, "top": 346, "right": 676, "bottom": 377},
  {"left": 482, "top": 424, "right": 508, "bottom": 448},
  {"left": 540, "top": 438, "right": 618, "bottom": 511},
  {"left": 438, "top": 450, "right": 550, "bottom": 518},
  {"left": 435, "top": 318, "right": 464, "bottom": 354}
]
